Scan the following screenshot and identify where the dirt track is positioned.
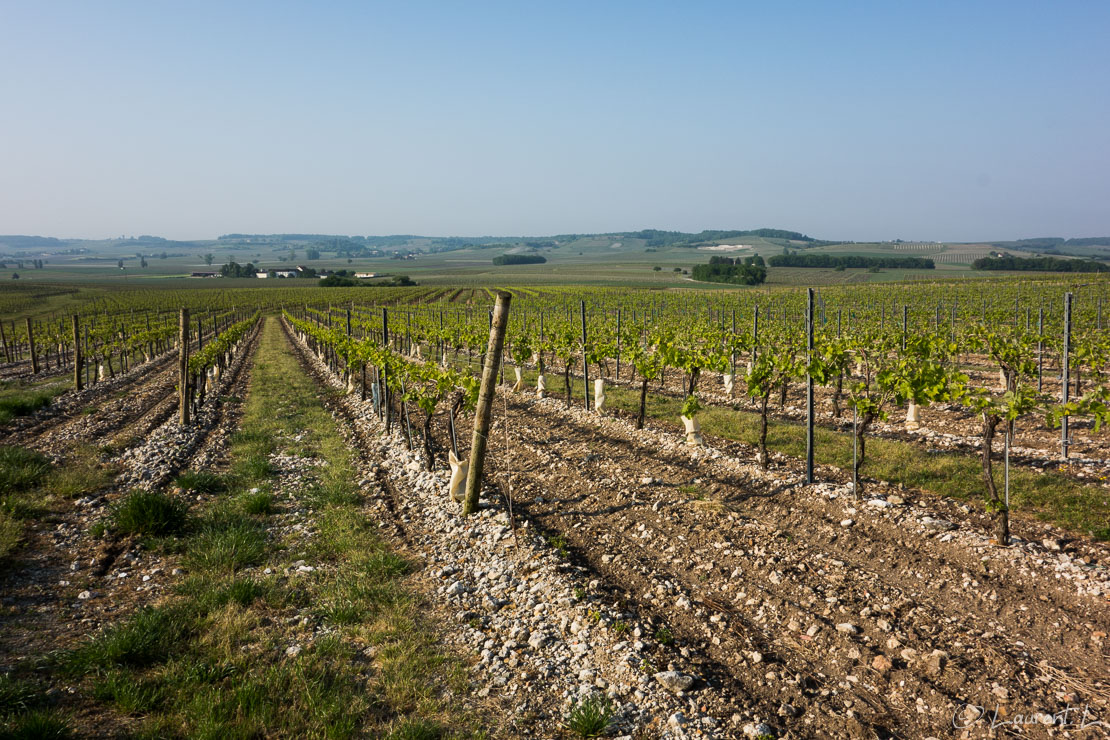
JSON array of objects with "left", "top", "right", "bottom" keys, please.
[{"left": 477, "top": 391, "right": 1110, "bottom": 737}]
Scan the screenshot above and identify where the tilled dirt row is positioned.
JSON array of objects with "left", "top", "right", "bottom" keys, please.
[
  {"left": 0, "top": 351, "right": 182, "bottom": 450},
  {"left": 19, "top": 362, "right": 180, "bottom": 458},
  {"left": 287, "top": 322, "right": 1109, "bottom": 737},
  {"left": 0, "top": 323, "right": 262, "bottom": 674},
  {"left": 0, "top": 321, "right": 236, "bottom": 451},
  {"left": 474, "top": 389, "right": 1109, "bottom": 738},
  {"left": 524, "top": 355, "right": 1110, "bottom": 480},
  {"left": 116, "top": 324, "right": 262, "bottom": 491},
  {"left": 0, "top": 357, "right": 71, "bottom": 382},
  {"left": 286, "top": 320, "right": 750, "bottom": 738}
]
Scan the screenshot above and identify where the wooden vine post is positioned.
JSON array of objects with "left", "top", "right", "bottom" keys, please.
[
  {"left": 72, "top": 315, "right": 82, "bottom": 391},
  {"left": 382, "top": 308, "right": 391, "bottom": 431},
  {"left": 1060, "top": 292, "right": 1071, "bottom": 459},
  {"left": 462, "top": 291, "right": 512, "bottom": 517},
  {"left": 805, "top": 288, "right": 814, "bottom": 484},
  {"left": 179, "top": 308, "right": 190, "bottom": 425},
  {"left": 580, "top": 300, "right": 590, "bottom": 410},
  {"left": 25, "top": 317, "right": 38, "bottom": 374}
]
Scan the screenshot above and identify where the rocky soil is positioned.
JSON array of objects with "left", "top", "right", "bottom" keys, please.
[
  {"left": 290, "top": 320, "right": 741, "bottom": 738},
  {"left": 0, "top": 349, "right": 180, "bottom": 451},
  {"left": 0, "top": 322, "right": 262, "bottom": 675},
  {"left": 297, "top": 325, "right": 1109, "bottom": 738}
]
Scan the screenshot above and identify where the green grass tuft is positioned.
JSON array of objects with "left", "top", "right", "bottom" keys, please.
[
  {"left": 185, "top": 523, "right": 266, "bottom": 572},
  {"left": 0, "top": 709, "right": 72, "bottom": 739},
  {"left": 233, "top": 455, "right": 274, "bottom": 482},
  {"left": 110, "top": 490, "right": 189, "bottom": 537},
  {"left": 303, "top": 481, "right": 359, "bottom": 507},
  {"left": 564, "top": 694, "right": 614, "bottom": 737},
  {"left": 0, "top": 391, "right": 59, "bottom": 426},
  {"left": 0, "top": 447, "right": 50, "bottom": 495},
  {"left": 0, "top": 675, "right": 44, "bottom": 716},
  {"left": 240, "top": 490, "right": 274, "bottom": 515},
  {"left": 383, "top": 719, "right": 446, "bottom": 740},
  {"left": 174, "top": 470, "right": 228, "bottom": 494},
  {"left": 180, "top": 575, "right": 268, "bottom": 612},
  {"left": 92, "top": 671, "right": 165, "bottom": 714},
  {"left": 0, "top": 513, "right": 23, "bottom": 563},
  {"left": 61, "top": 607, "right": 189, "bottom": 673}
]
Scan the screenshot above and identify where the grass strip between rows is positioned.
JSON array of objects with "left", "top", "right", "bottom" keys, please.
[{"left": 2, "top": 317, "right": 483, "bottom": 739}]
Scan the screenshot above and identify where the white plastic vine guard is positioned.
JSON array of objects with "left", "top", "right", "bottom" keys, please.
[
  {"left": 512, "top": 366, "right": 524, "bottom": 392},
  {"left": 998, "top": 368, "right": 1007, "bottom": 391},
  {"left": 723, "top": 373, "right": 734, "bottom": 396},
  {"left": 97, "top": 364, "right": 106, "bottom": 382},
  {"left": 448, "top": 451, "right": 469, "bottom": 503},
  {"left": 905, "top": 401, "right": 921, "bottom": 431},
  {"left": 681, "top": 415, "right": 705, "bottom": 446},
  {"left": 594, "top": 378, "right": 606, "bottom": 413},
  {"left": 536, "top": 374, "right": 546, "bottom": 399},
  {"left": 346, "top": 372, "right": 358, "bottom": 394}
]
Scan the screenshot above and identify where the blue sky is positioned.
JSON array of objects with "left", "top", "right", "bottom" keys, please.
[{"left": 1, "top": 1, "right": 1107, "bottom": 241}]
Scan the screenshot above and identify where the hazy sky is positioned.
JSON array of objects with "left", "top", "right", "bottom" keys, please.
[{"left": 1, "top": 1, "right": 1107, "bottom": 242}]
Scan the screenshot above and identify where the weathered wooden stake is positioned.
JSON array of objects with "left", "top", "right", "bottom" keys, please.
[
  {"left": 1061, "top": 293, "right": 1071, "bottom": 459},
  {"left": 1037, "top": 307, "right": 1044, "bottom": 392},
  {"left": 72, "top": 315, "right": 82, "bottom": 391},
  {"left": 25, "top": 317, "right": 38, "bottom": 374},
  {"left": 462, "top": 291, "right": 512, "bottom": 517},
  {"left": 806, "top": 288, "right": 815, "bottom": 484},
  {"left": 179, "top": 308, "right": 190, "bottom": 425},
  {"left": 580, "top": 301, "right": 590, "bottom": 410},
  {"left": 615, "top": 308, "right": 622, "bottom": 379},
  {"left": 382, "top": 308, "right": 391, "bottom": 431}
]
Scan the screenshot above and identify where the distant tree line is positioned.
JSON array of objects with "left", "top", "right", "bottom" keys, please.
[
  {"left": 220, "top": 261, "right": 258, "bottom": 278},
  {"left": 993, "top": 237, "right": 1110, "bottom": 250},
  {"left": 492, "top": 254, "right": 547, "bottom": 265},
  {"left": 320, "top": 273, "right": 416, "bottom": 287},
  {"left": 691, "top": 255, "right": 767, "bottom": 285},
  {"left": 768, "top": 254, "right": 935, "bottom": 269},
  {"left": 0, "top": 235, "right": 63, "bottom": 248},
  {"left": 219, "top": 233, "right": 365, "bottom": 242},
  {"left": 972, "top": 256, "right": 1110, "bottom": 272},
  {"left": 627, "top": 228, "right": 826, "bottom": 249}
]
